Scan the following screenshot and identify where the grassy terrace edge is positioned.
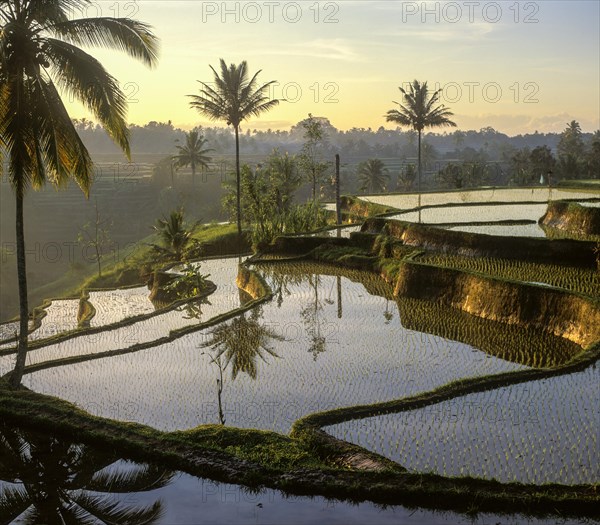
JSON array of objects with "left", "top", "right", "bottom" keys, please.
[{"left": 1, "top": 253, "right": 599, "bottom": 518}]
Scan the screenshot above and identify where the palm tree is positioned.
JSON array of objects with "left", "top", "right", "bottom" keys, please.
[
  {"left": 189, "top": 59, "right": 280, "bottom": 240},
  {"left": 151, "top": 208, "right": 195, "bottom": 261},
  {"left": 0, "top": 423, "right": 172, "bottom": 523},
  {"left": 173, "top": 129, "right": 213, "bottom": 185},
  {"left": 357, "top": 158, "right": 389, "bottom": 194},
  {"left": 386, "top": 80, "right": 456, "bottom": 219},
  {"left": 0, "top": 0, "right": 159, "bottom": 387},
  {"left": 200, "top": 309, "right": 283, "bottom": 380}
]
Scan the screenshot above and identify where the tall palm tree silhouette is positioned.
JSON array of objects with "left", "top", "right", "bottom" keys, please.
[
  {"left": 189, "top": 59, "right": 279, "bottom": 240},
  {"left": 386, "top": 80, "right": 456, "bottom": 221},
  {"left": 0, "top": 0, "right": 159, "bottom": 386}
]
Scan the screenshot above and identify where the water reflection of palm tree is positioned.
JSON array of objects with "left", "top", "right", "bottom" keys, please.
[
  {"left": 201, "top": 308, "right": 283, "bottom": 380},
  {"left": 177, "top": 296, "right": 211, "bottom": 321},
  {"left": 301, "top": 274, "right": 327, "bottom": 361},
  {"left": 0, "top": 424, "right": 172, "bottom": 524}
]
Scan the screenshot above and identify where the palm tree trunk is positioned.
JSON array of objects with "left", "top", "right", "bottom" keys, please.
[
  {"left": 191, "top": 162, "right": 196, "bottom": 187},
  {"left": 417, "top": 129, "right": 422, "bottom": 224},
  {"left": 10, "top": 187, "right": 29, "bottom": 388},
  {"left": 234, "top": 126, "right": 242, "bottom": 242}
]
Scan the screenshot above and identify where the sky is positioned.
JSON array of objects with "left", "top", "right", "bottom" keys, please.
[{"left": 64, "top": 0, "right": 600, "bottom": 135}]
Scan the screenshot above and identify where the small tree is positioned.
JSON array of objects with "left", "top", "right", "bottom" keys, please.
[
  {"left": 77, "top": 200, "right": 113, "bottom": 278},
  {"left": 299, "top": 114, "right": 330, "bottom": 204},
  {"left": 357, "top": 159, "right": 389, "bottom": 194},
  {"left": 173, "top": 129, "right": 213, "bottom": 185},
  {"left": 397, "top": 164, "right": 417, "bottom": 191},
  {"left": 151, "top": 209, "right": 196, "bottom": 261}
]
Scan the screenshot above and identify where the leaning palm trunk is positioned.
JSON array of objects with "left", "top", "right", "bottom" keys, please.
[{"left": 10, "top": 187, "right": 28, "bottom": 388}]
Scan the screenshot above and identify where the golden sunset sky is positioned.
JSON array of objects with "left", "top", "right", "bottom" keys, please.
[{"left": 65, "top": 0, "right": 600, "bottom": 134}]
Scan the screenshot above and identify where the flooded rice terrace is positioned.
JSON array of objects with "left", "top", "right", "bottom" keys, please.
[
  {"left": 1, "top": 426, "right": 588, "bottom": 525},
  {"left": 360, "top": 187, "right": 600, "bottom": 237},
  {"left": 16, "top": 263, "right": 533, "bottom": 432},
  {"left": 3, "top": 260, "right": 585, "bottom": 439}
]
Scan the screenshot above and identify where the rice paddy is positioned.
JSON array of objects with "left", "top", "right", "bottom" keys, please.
[
  {"left": 18, "top": 262, "right": 588, "bottom": 437},
  {"left": 416, "top": 253, "right": 600, "bottom": 298},
  {"left": 360, "top": 187, "right": 599, "bottom": 210},
  {"left": 390, "top": 203, "right": 551, "bottom": 224},
  {"left": 88, "top": 286, "right": 156, "bottom": 326},
  {"left": 325, "top": 365, "right": 599, "bottom": 485},
  {"left": 0, "top": 257, "right": 244, "bottom": 372},
  {"left": 3, "top": 185, "right": 598, "bottom": 518}
]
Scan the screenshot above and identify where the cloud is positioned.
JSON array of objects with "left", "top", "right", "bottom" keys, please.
[{"left": 253, "top": 38, "right": 364, "bottom": 62}]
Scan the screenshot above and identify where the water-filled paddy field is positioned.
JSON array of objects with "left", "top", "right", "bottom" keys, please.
[
  {"left": 358, "top": 187, "right": 600, "bottom": 238},
  {"left": 13, "top": 265, "right": 528, "bottom": 430},
  {"left": 360, "top": 187, "right": 599, "bottom": 209},
  {"left": 1, "top": 428, "right": 589, "bottom": 525},
  {"left": 2, "top": 186, "right": 599, "bottom": 520},
  {"left": 7, "top": 262, "right": 589, "bottom": 442},
  {"left": 326, "top": 365, "right": 599, "bottom": 485}
]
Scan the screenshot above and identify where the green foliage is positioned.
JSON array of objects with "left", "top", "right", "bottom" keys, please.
[
  {"left": 299, "top": 114, "right": 331, "bottom": 203},
  {"left": 557, "top": 120, "right": 585, "bottom": 159},
  {"left": 373, "top": 232, "right": 394, "bottom": 258},
  {"left": 222, "top": 160, "right": 328, "bottom": 250},
  {"left": 357, "top": 159, "right": 389, "bottom": 193},
  {"left": 151, "top": 209, "right": 197, "bottom": 262},
  {"left": 437, "top": 162, "right": 490, "bottom": 189},
  {"left": 164, "top": 263, "right": 210, "bottom": 299},
  {"left": 397, "top": 163, "right": 417, "bottom": 191},
  {"left": 509, "top": 146, "right": 556, "bottom": 185}
]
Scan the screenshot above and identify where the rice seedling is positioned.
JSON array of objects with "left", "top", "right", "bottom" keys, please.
[
  {"left": 19, "top": 262, "right": 564, "bottom": 435},
  {"left": 325, "top": 365, "right": 599, "bottom": 485},
  {"left": 417, "top": 253, "right": 600, "bottom": 298}
]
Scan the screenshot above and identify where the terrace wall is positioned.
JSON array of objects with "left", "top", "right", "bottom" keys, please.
[
  {"left": 361, "top": 218, "right": 597, "bottom": 268},
  {"left": 390, "top": 262, "right": 600, "bottom": 349},
  {"left": 539, "top": 201, "right": 600, "bottom": 237}
]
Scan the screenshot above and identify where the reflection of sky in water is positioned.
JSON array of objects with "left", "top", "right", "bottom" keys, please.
[
  {"left": 327, "top": 366, "right": 599, "bottom": 485},
  {"left": 1, "top": 449, "right": 583, "bottom": 525},
  {"left": 361, "top": 188, "right": 599, "bottom": 209},
  {"left": 23, "top": 265, "right": 528, "bottom": 433},
  {"left": 389, "top": 203, "right": 550, "bottom": 224},
  {"left": 89, "top": 286, "right": 156, "bottom": 327},
  {"left": 125, "top": 471, "right": 590, "bottom": 525},
  {"left": 0, "top": 257, "right": 243, "bottom": 372}
]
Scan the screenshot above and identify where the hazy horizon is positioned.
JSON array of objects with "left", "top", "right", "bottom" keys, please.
[{"left": 62, "top": 0, "right": 600, "bottom": 135}]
